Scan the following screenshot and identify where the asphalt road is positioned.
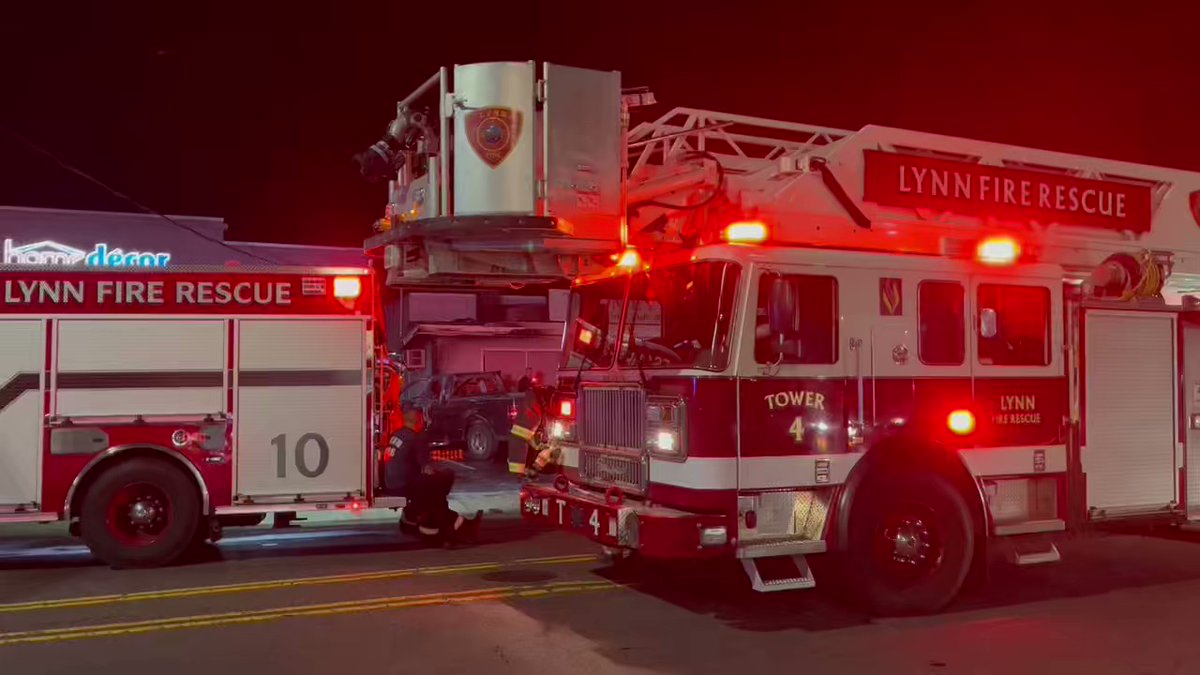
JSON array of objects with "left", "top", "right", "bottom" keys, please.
[{"left": 5, "top": 496, "right": 1200, "bottom": 673}]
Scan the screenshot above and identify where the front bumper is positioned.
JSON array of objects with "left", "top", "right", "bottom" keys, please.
[{"left": 520, "top": 482, "right": 732, "bottom": 559}]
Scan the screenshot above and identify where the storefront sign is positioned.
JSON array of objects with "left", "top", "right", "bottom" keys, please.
[
  {"left": 3, "top": 239, "right": 172, "bottom": 267},
  {"left": 863, "top": 150, "right": 1153, "bottom": 233}
]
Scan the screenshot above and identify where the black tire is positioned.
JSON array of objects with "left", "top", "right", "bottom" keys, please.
[
  {"left": 79, "top": 457, "right": 202, "bottom": 569},
  {"left": 844, "top": 471, "right": 974, "bottom": 616},
  {"left": 464, "top": 418, "right": 497, "bottom": 461}
]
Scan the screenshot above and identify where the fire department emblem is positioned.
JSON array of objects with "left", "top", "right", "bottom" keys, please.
[
  {"left": 879, "top": 277, "right": 903, "bottom": 316},
  {"left": 1190, "top": 190, "right": 1200, "bottom": 228},
  {"left": 465, "top": 107, "right": 523, "bottom": 168}
]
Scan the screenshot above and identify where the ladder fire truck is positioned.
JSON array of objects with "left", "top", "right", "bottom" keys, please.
[
  {"left": 358, "top": 60, "right": 1200, "bottom": 616},
  {"left": 521, "top": 63, "right": 1200, "bottom": 615},
  {"left": 0, "top": 266, "right": 397, "bottom": 568}
]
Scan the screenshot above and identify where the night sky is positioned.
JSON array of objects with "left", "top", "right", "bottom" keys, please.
[{"left": 3, "top": 2, "right": 1198, "bottom": 248}]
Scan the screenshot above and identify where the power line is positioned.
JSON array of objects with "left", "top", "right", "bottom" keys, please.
[{"left": 0, "top": 121, "right": 280, "bottom": 265}]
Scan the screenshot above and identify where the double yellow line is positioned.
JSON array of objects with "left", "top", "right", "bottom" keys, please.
[
  {"left": 0, "top": 553, "right": 598, "bottom": 614},
  {"left": 0, "top": 580, "right": 617, "bottom": 646},
  {"left": 0, "top": 553, "right": 610, "bottom": 646}
]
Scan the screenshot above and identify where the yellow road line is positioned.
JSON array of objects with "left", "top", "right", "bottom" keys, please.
[
  {"left": 0, "top": 579, "right": 619, "bottom": 647},
  {"left": 0, "top": 553, "right": 599, "bottom": 614}
]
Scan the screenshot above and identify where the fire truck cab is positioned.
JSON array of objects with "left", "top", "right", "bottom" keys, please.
[
  {"left": 510, "top": 65, "right": 1200, "bottom": 615},
  {"left": 0, "top": 266, "right": 395, "bottom": 568}
]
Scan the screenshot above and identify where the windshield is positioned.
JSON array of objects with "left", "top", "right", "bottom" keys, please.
[
  {"left": 619, "top": 261, "right": 741, "bottom": 371},
  {"left": 559, "top": 276, "right": 627, "bottom": 371}
]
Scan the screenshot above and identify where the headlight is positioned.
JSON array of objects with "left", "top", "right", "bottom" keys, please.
[
  {"left": 653, "top": 430, "right": 677, "bottom": 453},
  {"left": 546, "top": 395, "right": 577, "bottom": 442},
  {"left": 549, "top": 419, "right": 576, "bottom": 441},
  {"left": 646, "top": 397, "right": 685, "bottom": 457}
]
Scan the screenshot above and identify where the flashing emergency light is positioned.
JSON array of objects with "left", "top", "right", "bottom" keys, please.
[
  {"left": 976, "top": 236, "right": 1020, "bottom": 266},
  {"left": 947, "top": 409, "right": 976, "bottom": 435},
  {"left": 616, "top": 249, "right": 642, "bottom": 269},
  {"left": 722, "top": 221, "right": 769, "bottom": 243},
  {"left": 559, "top": 400, "right": 574, "bottom": 417},
  {"left": 333, "top": 276, "right": 363, "bottom": 299}
]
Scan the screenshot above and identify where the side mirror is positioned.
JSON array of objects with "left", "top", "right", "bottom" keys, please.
[
  {"left": 979, "top": 308, "right": 998, "bottom": 339},
  {"left": 767, "top": 276, "right": 797, "bottom": 335}
]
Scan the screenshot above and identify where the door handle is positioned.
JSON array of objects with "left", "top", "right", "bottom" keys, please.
[{"left": 849, "top": 338, "right": 865, "bottom": 431}]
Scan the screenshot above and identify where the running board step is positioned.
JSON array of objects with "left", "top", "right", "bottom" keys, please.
[
  {"left": 741, "top": 555, "right": 816, "bottom": 592},
  {"left": 736, "top": 538, "right": 826, "bottom": 559},
  {"left": 1011, "top": 543, "right": 1061, "bottom": 566}
]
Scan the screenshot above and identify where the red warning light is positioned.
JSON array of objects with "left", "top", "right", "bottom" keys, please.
[{"left": 947, "top": 409, "right": 976, "bottom": 435}]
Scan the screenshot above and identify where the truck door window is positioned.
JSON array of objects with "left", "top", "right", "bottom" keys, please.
[
  {"left": 977, "top": 283, "right": 1051, "bottom": 366},
  {"left": 455, "top": 377, "right": 485, "bottom": 397},
  {"left": 618, "top": 261, "right": 741, "bottom": 371},
  {"left": 919, "top": 281, "right": 965, "bottom": 365},
  {"left": 755, "top": 274, "right": 839, "bottom": 365},
  {"left": 560, "top": 276, "right": 626, "bottom": 370}
]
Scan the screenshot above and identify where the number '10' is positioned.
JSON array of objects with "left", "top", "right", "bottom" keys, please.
[{"left": 273, "top": 433, "right": 330, "bottom": 478}]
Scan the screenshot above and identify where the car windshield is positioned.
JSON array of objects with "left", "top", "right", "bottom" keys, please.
[
  {"left": 559, "top": 276, "right": 627, "bottom": 371},
  {"left": 619, "top": 261, "right": 741, "bottom": 371}
]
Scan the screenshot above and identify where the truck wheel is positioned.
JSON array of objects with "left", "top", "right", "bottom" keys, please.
[
  {"left": 465, "top": 419, "right": 497, "bottom": 461},
  {"left": 79, "top": 457, "right": 202, "bottom": 569},
  {"left": 844, "top": 471, "right": 974, "bottom": 616}
]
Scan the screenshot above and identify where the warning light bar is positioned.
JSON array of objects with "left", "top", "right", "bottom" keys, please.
[
  {"left": 616, "top": 249, "right": 642, "bottom": 269},
  {"left": 333, "top": 276, "right": 363, "bottom": 299},
  {"left": 976, "top": 236, "right": 1020, "bottom": 266},
  {"left": 722, "top": 221, "right": 769, "bottom": 244}
]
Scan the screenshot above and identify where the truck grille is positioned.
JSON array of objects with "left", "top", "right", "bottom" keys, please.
[
  {"left": 580, "top": 449, "right": 645, "bottom": 493},
  {"left": 580, "top": 387, "right": 646, "bottom": 450}
]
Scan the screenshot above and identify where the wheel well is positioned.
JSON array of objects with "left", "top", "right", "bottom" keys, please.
[
  {"left": 466, "top": 415, "right": 493, "bottom": 431},
  {"left": 66, "top": 446, "right": 208, "bottom": 523},
  {"left": 833, "top": 434, "right": 989, "bottom": 563}
]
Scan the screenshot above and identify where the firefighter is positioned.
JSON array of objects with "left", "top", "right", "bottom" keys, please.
[
  {"left": 509, "top": 384, "right": 561, "bottom": 479},
  {"left": 517, "top": 367, "right": 534, "bottom": 392},
  {"left": 385, "top": 404, "right": 482, "bottom": 545}
]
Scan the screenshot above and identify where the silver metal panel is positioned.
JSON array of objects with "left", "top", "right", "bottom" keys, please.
[
  {"left": 580, "top": 387, "right": 646, "bottom": 450},
  {"left": 542, "top": 63, "right": 623, "bottom": 242},
  {"left": 238, "top": 319, "right": 366, "bottom": 371},
  {"left": 235, "top": 319, "right": 367, "bottom": 499},
  {"left": 452, "top": 62, "right": 536, "bottom": 216},
  {"left": 1185, "top": 323, "right": 1200, "bottom": 518},
  {"left": 50, "top": 428, "right": 109, "bottom": 456},
  {"left": 1084, "top": 311, "right": 1177, "bottom": 512},
  {"left": 0, "top": 320, "right": 44, "bottom": 507},
  {"left": 579, "top": 448, "right": 645, "bottom": 494},
  {"left": 57, "top": 319, "right": 225, "bottom": 372},
  {"left": 55, "top": 319, "right": 226, "bottom": 417}
]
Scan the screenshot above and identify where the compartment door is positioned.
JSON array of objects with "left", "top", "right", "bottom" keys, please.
[
  {"left": 235, "top": 319, "right": 368, "bottom": 501},
  {"left": 0, "top": 320, "right": 44, "bottom": 508},
  {"left": 1083, "top": 310, "right": 1177, "bottom": 513}
]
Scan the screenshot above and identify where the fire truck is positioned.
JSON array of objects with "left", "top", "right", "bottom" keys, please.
[
  {"left": 355, "top": 61, "right": 1200, "bottom": 615},
  {"left": 0, "top": 266, "right": 399, "bottom": 568}
]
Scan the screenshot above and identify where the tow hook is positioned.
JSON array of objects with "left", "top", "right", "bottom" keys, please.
[{"left": 605, "top": 486, "right": 625, "bottom": 506}]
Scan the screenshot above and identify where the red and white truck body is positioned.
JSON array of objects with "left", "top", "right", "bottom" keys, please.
[
  {"left": 499, "top": 70, "right": 1200, "bottom": 613},
  {"left": 0, "top": 266, "right": 391, "bottom": 566}
]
